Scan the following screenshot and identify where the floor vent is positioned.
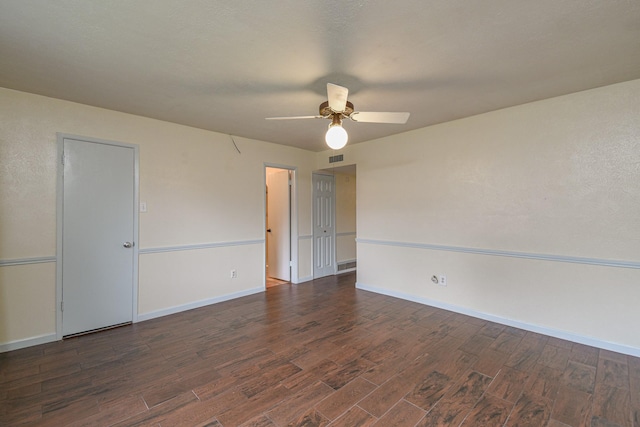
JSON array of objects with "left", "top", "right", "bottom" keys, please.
[{"left": 337, "top": 261, "right": 356, "bottom": 272}]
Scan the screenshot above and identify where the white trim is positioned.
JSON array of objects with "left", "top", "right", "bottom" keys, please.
[
  {"left": 356, "top": 282, "right": 640, "bottom": 358},
  {"left": 137, "top": 287, "right": 264, "bottom": 322},
  {"left": 0, "top": 333, "right": 57, "bottom": 353},
  {"left": 56, "top": 133, "right": 140, "bottom": 339},
  {"left": 299, "top": 235, "right": 312, "bottom": 240},
  {"left": 312, "top": 172, "right": 337, "bottom": 278},
  {"left": 56, "top": 136, "right": 63, "bottom": 340},
  {"left": 296, "top": 275, "right": 313, "bottom": 283},
  {"left": 290, "top": 169, "right": 299, "bottom": 285},
  {"left": 357, "top": 238, "right": 640, "bottom": 270},
  {"left": 132, "top": 144, "right": 140, "bottom": 324},
  {"left": 264, "top": 163, "right": 299, "bottom": 285},
  {"left": 0, "top": 257, "right": 56, "bottom": 267},
  {"left": 1, "top": 285, "right": 264, "bottom": 352},
  {"left": 139, "top": 239, "right": 264, "bottom": 254}
]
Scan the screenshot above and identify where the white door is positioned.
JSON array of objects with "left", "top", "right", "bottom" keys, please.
[
  {"left": 62, "top": 137, "right": 136, "bottom": 336},
  {"left": 313, "top": 173, "right": 336, "bottom": 278},
  {"left": 266, "top": 169, "right": 291, "bottom": 281}
]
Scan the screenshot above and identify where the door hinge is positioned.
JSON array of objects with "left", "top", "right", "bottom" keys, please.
[
  {"left": 61, "top": 153, "right": 65, "bottom": 165},
  {"left": 289, "top": 260, "right": 293, "bottom": 267},
  {"left": 61, "top": 301, "right": 64, "bottom": 312}
]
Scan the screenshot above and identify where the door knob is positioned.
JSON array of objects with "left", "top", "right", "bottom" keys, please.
[
  {"left": 123, "top": 242, "right": 135, "bottom": 248},
  {"left": 267, "top": 229, "right": 272, "bottom": 233}
]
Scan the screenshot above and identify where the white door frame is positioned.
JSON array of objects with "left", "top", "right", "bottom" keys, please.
[
  {"left": 264, "top": 164, "right": 298, "bottom": 284},
  {"left": 312, "top": 172, "right": 337, "bottom": 278},
  {"left": 55, "top": 133, "right": 140, "bottom": 340},
  {"left": 266, "top": 168, "right": 291, "bottom": 281}
]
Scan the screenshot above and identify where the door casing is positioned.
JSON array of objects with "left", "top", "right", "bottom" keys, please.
[
  {"left": 312, "top": 172, "right": 337, "bottom": 278},
  {"left": 264, "top": 164, "right": 298, "bottom": 285},
  {"left": 55, "top": 133, "right": 139, "bottom": 339},
  {"left": 266, "top": 168, "right": 291, "bottom": 281}
]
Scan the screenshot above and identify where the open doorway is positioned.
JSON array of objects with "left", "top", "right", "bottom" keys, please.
[
  {"left": 266, "top": 167, "right": 292, "bottom": 287},
  {"left": 334, "top": 165, "right": 357, "bottom": 274},
  {"left": 313, "top": 164, "right": 357, "bottom": 278}
]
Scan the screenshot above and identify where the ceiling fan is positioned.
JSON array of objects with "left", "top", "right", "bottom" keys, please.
[{"left": 266, "top": 83, "right": 410, "bottom": 149}]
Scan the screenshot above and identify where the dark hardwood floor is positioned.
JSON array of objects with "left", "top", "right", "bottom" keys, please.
[
  {"left": 1, "top": 272, "right": 639, "bottom": 426},
  {"left": 266, "top": 277, "right": 289, "bottom": 289}
]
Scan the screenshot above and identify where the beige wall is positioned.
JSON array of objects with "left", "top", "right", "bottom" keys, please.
[
  {"left": 317, "top": 79, "right": 640, "bottom": 355},
  {"left": 0, "top": 88, "right": 316, "bottom": 350},
  {"left": 3, "top": 78, "right": 640, "bottom": 355},
  {"left": 335, "top": 172, "right": 356, "bottom": 264}
]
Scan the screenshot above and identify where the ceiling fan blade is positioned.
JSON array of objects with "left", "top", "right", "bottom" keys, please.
[
  {"left": 265, "top": 115, "right": 324, "bottom": 120},
  {"left": 327, "top": 83, "right": 348, "bottom": 112},
  {"left": 350, "top": 111, "right": 410, "bottom": 124}
]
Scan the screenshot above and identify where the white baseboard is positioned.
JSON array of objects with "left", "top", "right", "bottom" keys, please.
[
  {"left": 11, "top": 283, "right": 635, "bottom": 358},
  {"left": 137, "top": 287, "right": 264, "bottom": 322},
  {"left": 2, "top": 287, "right": 265, "bottom": 353},
  {"left": 0, "top": 333, "right": 57, "bottom": 353},
  {"left": 356, "top": 282, "right": 640, "bottom": 358},
  {"left": 295, "top": 275, "right": 314, "bottom": 284}
]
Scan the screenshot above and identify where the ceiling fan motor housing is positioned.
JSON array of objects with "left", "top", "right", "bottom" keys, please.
[{"left": 320, "top": 100, "right": 354, "bottom": 118}]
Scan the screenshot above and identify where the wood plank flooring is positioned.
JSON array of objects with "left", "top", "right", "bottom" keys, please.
[
  {"left": 266, "top": 277, "right": 289, "bottom": 288},
  {"left": 1, "top": 272, "right": 639, "bottom": 426}
]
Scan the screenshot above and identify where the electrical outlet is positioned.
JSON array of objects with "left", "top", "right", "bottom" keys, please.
[
  {"left": 230, "top": 269, "right": 237, "bottom": 279},
  {"left": 439, "top": 274, "right": 447, "bottom": 286}
]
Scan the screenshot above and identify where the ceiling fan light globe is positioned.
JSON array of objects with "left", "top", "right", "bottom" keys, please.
[{"left": 325, "top": 125, "right": 348, "bottom": 150}]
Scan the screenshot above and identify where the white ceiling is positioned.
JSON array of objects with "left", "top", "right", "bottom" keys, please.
[{"left": 1, "top": 1, "right": 639, "bottom": 152}]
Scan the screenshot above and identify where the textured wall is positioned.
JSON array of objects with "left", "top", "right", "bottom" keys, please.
[
  {"left": 335, "top": 172, "right": 357, "bottom": 263},
  {"left": 0, "top": 88, "right": 316, "bottom": 348},
  {"left": 318, "top": 79, "right": 640, "bottom": 353}
]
